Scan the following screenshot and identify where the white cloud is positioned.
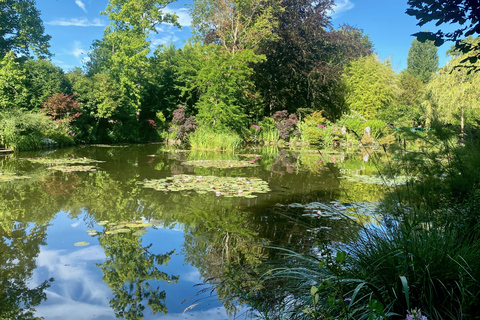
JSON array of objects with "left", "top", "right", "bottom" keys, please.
[
  {"left": 75, "top": 0, "right": 87, "bottom": 13},
  {"left": 46, "top": 18, "right": 105, "bottom": 27},
  {"left": 151, "top": 35, "right": 180, "bottom": 47},
  {"left": 329, "top": 0, "right": 354, "bottom": 19},
  {"left": 70, "top": 41, "right": 86, "bottom": 59},
  {"left": 163, "top": 7, "right": 192, "bottom": 27}
]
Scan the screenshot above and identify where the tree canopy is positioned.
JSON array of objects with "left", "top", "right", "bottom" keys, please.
[
  {"left": 406, "top": 38, "right": 438, "bottom": 83},
  {"left": 0, "top": 0, "right": 51, "bottom": 59}
]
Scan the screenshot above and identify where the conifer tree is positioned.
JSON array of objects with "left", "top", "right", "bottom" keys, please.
[{"left": 406, "top": 38, "right": 439, "bottom": 83}]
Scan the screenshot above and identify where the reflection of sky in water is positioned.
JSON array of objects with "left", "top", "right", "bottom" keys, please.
[{"left": 30, "top": 212, "right": 243, "bottom": 320}]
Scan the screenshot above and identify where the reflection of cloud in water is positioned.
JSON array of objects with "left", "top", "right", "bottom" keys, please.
[
  {"left": 70, "top": 221, "right": 81, "bottom": 228},
  {"left": 33, "top": 246, "right": 114, "bottom": 320},
  {"left": 182, "top": 269, "right": 201, "bottom": 283}
]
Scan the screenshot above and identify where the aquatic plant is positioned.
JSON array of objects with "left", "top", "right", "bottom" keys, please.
[
  {"left": 23, "top": 157, "right": 105, "bottom": 166},
  {"left": 182, "top": 159, "right": 258, "bottom": 169},
  {"left": 138, "top": 174, "right": 270, "bottom": 198},
  {"left": 47, "top": 165, "right": 99, "bottom": 173},
  {"left": 0, "top": 172, "right": 31, "bottom": 182}
]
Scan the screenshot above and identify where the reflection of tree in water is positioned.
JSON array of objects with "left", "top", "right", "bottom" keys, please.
[
  {"left": 0, "top": 223, "right": 53, "bottom": 320},
  {"left": 181, "top": 201, "right": 267, "bottom": 316},
  {"left": 96, "top": 232, "right": 179, "bottom": 320}
]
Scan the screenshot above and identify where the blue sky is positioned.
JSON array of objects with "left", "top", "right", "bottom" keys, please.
[{"left": 35, "top": 0, "right": 455, "bottom": 72}]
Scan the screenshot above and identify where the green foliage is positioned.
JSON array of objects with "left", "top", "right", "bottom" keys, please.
[
  {"left": 338, "top": 110, "right": 366, "bottom": 136},
  {"left": 0, "top": 52, "right": 28, "bottom": 111},
  {"left": 253, "top": 3, "right": 374, "bottom": 120},
  {"left": 363, "top": 119, "right": 390, "bottom": 139},
  {"left": 0, "top": 110, "right": 74, "bottom": 151},
  {"left": 69, "top": 70, "right": 140, "bottom": 143},
  {"left": 0, "top": 0, "right": 51, "bottom": 59},
  {"left": 299, "top": 111, "right": 327, "bottom": 144},
  {"left": 385, "top": 72, "right": 425, "bottom": 127},
  {"left": 188, "top": 128, "right": 242, "bottom": 150},
  {"left": 23, "top": 58, "right": 70, "bottom": 110},
  {"left": 343, "top": 55, "right": 397, "bottom": 120},
  {"left": 406, "top": 38, "right": 439, "bottom": 83},
  {"left": 99, "top": 0, "right": 180, "bottom": 121},
  {"left": 194, "top": 46, "right": 265, "bottom": 133},
  {"left": 423, "top": 41, "right": 480, "bottom": 133},
  {"left": 191, "top": 0, "right": 282, "bottom": 52}
]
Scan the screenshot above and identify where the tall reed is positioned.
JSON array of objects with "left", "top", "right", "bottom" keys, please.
[{"left": 188, "top": 129, "right": 243, "bottom": 151}]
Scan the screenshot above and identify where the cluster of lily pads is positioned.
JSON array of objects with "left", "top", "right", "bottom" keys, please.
[
  {"left": 281, "top": 200, "right": 379, "bottom": 222},
  {"left": 182, "top": 159, "right": 258, "bottom": 168},
  {"left": 23, "top": 157, "right": 105, "bottom": 166},
  {"left": 23, "top": 157, "right": 105, "bottom": 173},
  {"left": 139, "top": 174, "right": 270, "bottom": 198},
  {"left": 0, "top": 172, "right": 31, "bottom": 183},
  {"left": 48, "top": 165, "right": 98, "bottom": 173},
  {"left": 340, "top": 174, "right": 411, "bottom": 186}
]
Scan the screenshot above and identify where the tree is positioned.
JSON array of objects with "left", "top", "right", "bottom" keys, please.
[
  {"left": 24, "top": 59, "right": 70, "bottom": 110},
  {"left": 424, "top": 39, "right": 480, "bottom": 134},
  {"left": 0, "top": 0, "right": 51, "bottom": 59},
  {"left": 194, "top": 46, "right": 264, "bottom": 132},
  {"left": 99, "top": 0, "right": 180, "bottom": 118},
  {"left": 406, "top": 38, "right": 439, "bottom": 83},
  {"left": 343, "top": 55, "right": 397, "bottom": 120},
  {"left": 253, "top": 0, "right": 373, "bottom": 120},
  {"left": 406, "top": 0, "right": 480, "bottom": 65},
  {"left": 0, "top": 52, "right": 28, "bottom": 111},
  {"left": 191, "top": 0, "right": 282, "bottom": 53},
  {"left": 390, "top": 72, "right": 425, "bottom": 126}
]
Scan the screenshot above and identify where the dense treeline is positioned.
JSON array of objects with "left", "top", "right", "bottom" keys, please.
[{"left": 1, "top": 0, "right": 479, "bottom": 152}]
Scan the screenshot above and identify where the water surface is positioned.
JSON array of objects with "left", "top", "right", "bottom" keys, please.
[{"left": 0, "top": 144, "right": 386, "bottom": 319}]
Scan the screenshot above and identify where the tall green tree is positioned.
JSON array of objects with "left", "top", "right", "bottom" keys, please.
[
  {"left": 406, "top": 38, "right": 439, "bottom": 83},
  {"left": 100, "top": 0, "right": 180, "bottom": 118},
  {"left": 194, "top": 46, "right": 264, "bottom": 132},
  {"left": 343, "top": 55, "right": 397, "bottom": 120},
  {"left": 0, "top": 52, "right": 28, "bottom": 111},
  {"left": 23, "top": 59, "right": 70, "bottom": 110},
  {"left": 0, "top": 0, "right": 51, "bottom": 59},
  {"left": 424, "top": 39, "right": 480, "bottom": 134}
]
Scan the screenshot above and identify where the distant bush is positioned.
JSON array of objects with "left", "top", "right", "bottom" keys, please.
[{"left": 0, "top": 110, "right": 74, "bottom": 151}]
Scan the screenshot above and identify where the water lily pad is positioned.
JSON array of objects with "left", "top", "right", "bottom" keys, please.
[
  {"left": 48, "top": 165, "right": 99, "bottom": 172},
  {"left": 182, "top": 160, "right": 258, "bottom": 169},
  {"left": 0, "top": 172, "right": 31, "bottom": 182},
  {"left": 97, "top": 221, "right": 109, "bottom": 226},
  {"left": 133, "top": 229, "right": 148, "bottom": 236},
  {"left": 138, "top": 174, "right": 271, "bottom": 198},
  {"left": 341, "top": 174, "right": 411, "bottom": 186},
  {"left": 23, "top": 157, "right": 105, "bottom": 166},
  {"left": 74, "top": 241, "right": 90, "bottom": 246}
]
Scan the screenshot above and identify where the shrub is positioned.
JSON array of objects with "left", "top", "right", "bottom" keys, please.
[
  {"left": 0, "top": 110, "right": 74, "bottom": 151},
  {"left": 273, "top": 110, "right": 299, "bottom": 140},
  {"left": 42, "top": 93, "right": 82, "bottom": 123}
]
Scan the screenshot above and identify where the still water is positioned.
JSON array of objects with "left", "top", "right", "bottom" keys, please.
[{"left": 0, "top": 144, "right": 386, "bottom": 320}]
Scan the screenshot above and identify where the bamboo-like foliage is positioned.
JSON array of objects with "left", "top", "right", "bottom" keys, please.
[{"left": 424, "top": 39, "right": 480, "bottom": 133}]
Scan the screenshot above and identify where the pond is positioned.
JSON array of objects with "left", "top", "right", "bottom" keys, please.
[{"left": 0, "top": 144, "right": 390, "bottom": 320}]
